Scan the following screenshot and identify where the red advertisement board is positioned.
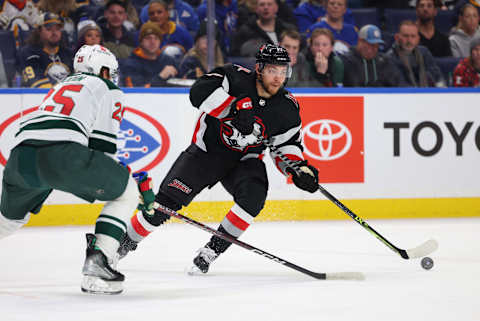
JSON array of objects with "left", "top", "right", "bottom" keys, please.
[{"left": 297, "top": 96, "right": 364, "bottom": 183}]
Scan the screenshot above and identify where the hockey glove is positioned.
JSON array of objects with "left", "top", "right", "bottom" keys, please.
[
  {"left": 286, "top": 160, "right": 319, "bottom": 193},
  {"left": 132, "top": 171, "right": 156, "bottom": 215},
  {"left": 231, "top": 95, "right": 255, "bottom": 135}
]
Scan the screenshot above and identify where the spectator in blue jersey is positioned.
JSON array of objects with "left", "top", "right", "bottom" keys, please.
[
  {"left": 140, "top": 0, "right": 200, "bottom": 34},
  {"left": 122, "top": 21, "right": 179, "bottom": 87},
  {"left": 197, "top": 0, "right": 237, "bottom": 52},
  {"left": 18, "top": 12, "right": 73, "bottom": 88},
  {"left": 230, "top": 0, "right": 296, "bottom": 56},
  {"left": 146, "top": 0, "right": 194, "bottom": 61},
  {"left": 294, "top": 0, "right": 355, "bottom": 34},
  {"left": 99, "top": 0, "right": 137, "bottom": 59},
  {"left": 179, "top": 20, "right": 225, "bottom": 79},
  {"left": 306, "top": 0, "right": 358, "bottom": 54}
]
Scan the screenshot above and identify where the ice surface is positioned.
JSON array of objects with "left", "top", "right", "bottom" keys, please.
[{"left": 1, "top": 218, "right": 479, "bottom": 321}]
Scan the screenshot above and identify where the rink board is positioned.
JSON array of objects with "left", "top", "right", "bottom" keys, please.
[{"left": 0, "top": 88, "right": 479, "bottom": 226}]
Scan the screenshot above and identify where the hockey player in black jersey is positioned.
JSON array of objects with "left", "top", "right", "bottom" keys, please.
[{"left": 119, "top": 44, "right": 319, "bottom": 274}]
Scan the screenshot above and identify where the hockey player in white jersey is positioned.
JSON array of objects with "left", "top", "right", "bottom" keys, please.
[{"left": 0, "top": 44, "right": 154, "bottom": 294}]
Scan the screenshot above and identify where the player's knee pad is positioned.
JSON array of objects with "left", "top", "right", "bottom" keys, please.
[
  {"left": 234, "top": 179, "right": 267, "bottom": 217},
  {"left": 0, "top": 211, "right": 30, "bottom": 240},
  {"left": 101, "top": 176, "right": 138, "bottom": 223}
]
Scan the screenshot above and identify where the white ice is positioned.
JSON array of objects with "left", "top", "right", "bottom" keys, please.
[{"left": 1, "top": 217, "right": 479, "bottom": 321}]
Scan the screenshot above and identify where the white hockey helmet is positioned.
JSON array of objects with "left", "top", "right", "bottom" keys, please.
[{"left": 74, "top": 44, "right": 119, "bottom": 84}]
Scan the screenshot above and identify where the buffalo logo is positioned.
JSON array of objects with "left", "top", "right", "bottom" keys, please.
[
  {"left": 302, "top": 119, "right": 352, "bottom": 161},
  {"left": 45, "top": 62, "right": 70, "bottom": 83},
  {"left": 220, "top": 117, "right": 265, "bottom": 152}
]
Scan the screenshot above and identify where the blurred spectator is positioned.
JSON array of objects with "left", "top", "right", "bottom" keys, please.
[
  {"left": 75, "top": 19, "right": 102, "bottom": 52},
  {"left": 18, "top": 12, "right": 73, "bottom": 88},
  {"left": 306, "top": 0, "right": 357, "bottom": 54},
  {"left": 122, "top": 21, "right": 179, "bottom": 86},
  {"left": 198, "top": 0, "right": 237, "bottom": 52},
  {"left": 179, "top": 21, "right": 224, "bottom": 79},
  {"left": 342, "top": 24, "right": 406, "bottom": 86},
  {"left": 238, "top": 0, "right": 297, "bottom": 30},
  {"left": 416, "top": 0, "right": 452, "bottom": 57},
  {"left": 0, "top": 0, "right": 40, "bottom": 32},
  {"left": 296, "top": 28, "right": 344, "bottom": 86},
  {"left": 453, "top": 37, "right": 480, "bottom": 86},
  {"left": 279, "top": 29, "right": 307, "bottom": 86},
  {"left": 387, "top": 20, "right": 445, "bottom": 87},
  {"left": 140, "top": 0, "right": 200, "bottom": 34},
  {"left": 147, "top": 0, "right": 194, "bottom": 60},
  {"left": 94, "top": 0, "right": 141, "bottom": 31},
  {"left": 36, "top": 0, "right": 89, "bottom": 48},
  {"left": 231, "top": 0, "right": 296, "bottom": 56},
  {"left": 294, "top": 0, "right": 355, "bottom": 34},
  {"left": 100, "top": 0, "right": 137, "bottom": 59},
  {"left": 452, "top": 0, "right": 480, "bottom": 19},
  {"left": 0, "top": 52, "right": 7, "bottom": 87},
  {"left": 449, "top": 3, "right": 480, "bottom": 57}
]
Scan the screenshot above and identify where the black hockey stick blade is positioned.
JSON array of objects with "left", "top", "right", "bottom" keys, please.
[
  {"left": 153, "top": 203, "right": 365, "bottom": 281},
  {"left": 259, "top": 133, "right": 439, "bottom": 260}
]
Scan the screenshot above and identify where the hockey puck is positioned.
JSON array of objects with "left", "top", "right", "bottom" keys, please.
[{"left": 421, "top": 257, "right": 434, "bottom": 270}]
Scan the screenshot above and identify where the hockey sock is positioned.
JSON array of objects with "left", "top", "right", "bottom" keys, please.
[
  {"left": 208, "top": 203, "right": 256, "bottom": 254},
  {"left": 0, "top": 212, "right": 30, "bottom": 240},
  {"left": 127, "top": 210, "right": 158, "bottom": 242}
]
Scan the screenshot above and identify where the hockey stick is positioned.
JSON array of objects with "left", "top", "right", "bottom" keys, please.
[
  {"left": 153, "top": 203, "right": 364, "bottom": 281},
  {"left": 261, "top": 135, "right": 438, "bottom": 260}
]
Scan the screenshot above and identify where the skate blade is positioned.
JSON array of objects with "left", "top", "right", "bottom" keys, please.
[
  {"left": 185, "top": 265, "right": 207, "bottom": 276},
  {"left": 81, "top": 275, "right": 123, "bottom": 295}
]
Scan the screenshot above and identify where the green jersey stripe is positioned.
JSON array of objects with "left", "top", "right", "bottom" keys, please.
[
  {"left": 16, "top": 120, "right": 88, "bottom": 138},
  {"left": 92, "top": 130, "right": 117, "bottom": 139},
  {"left": 20, "top": 114, "right": 88, "bottom": 134},
  {"left": 98, "top": 214, "right": 127, "bottom": 230},
  {"left": 88, "top": 138, "right": 117, "bottom": 154},
  {"left": 95, "top": 222, "right": 124, "bottom": 242}
]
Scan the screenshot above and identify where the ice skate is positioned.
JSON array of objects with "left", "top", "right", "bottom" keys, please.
[
  {"left": 187, "top": 246, "right": 218, "bottom": 275},
  {"left": 117, "top": 232, "right": 138, "bottom": 260},
  {"left": 81, "top": 234, "right": 124, "bottom": 295}
]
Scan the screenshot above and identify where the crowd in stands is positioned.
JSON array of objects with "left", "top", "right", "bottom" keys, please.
[{"left": 1, "top": 0, "right": 480, "bottom": 88}]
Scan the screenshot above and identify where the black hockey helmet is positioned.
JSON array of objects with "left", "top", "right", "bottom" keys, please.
[{"left": 255, "top": 44, "right": 292, "bottom": 78}]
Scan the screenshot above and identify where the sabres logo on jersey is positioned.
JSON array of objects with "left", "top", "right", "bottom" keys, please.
[{"left": 220, "top": 117, "right": 266, "bottom": 152}]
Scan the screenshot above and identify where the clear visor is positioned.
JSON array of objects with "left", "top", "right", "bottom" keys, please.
[{"left": 261, "top": 63, "right": 292, "bottom": 79}]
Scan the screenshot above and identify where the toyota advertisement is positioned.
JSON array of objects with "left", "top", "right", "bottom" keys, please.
[{"left": 0, "top": 91, "right": 479, "bottom": 206}]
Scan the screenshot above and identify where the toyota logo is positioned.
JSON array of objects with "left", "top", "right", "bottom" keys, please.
[{"left": 302, "top": 119, "right": 352, "bottom": 160}]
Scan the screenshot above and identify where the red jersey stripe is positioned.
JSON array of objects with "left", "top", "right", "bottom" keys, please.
[{"left": 209, "top": 96, "right": 234, "bottom": 117}]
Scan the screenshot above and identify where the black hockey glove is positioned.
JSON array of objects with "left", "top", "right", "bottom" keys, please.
[
  {"left": 231, "top": 95, "right": 254, "bottom": 135},
  {"left": 286, "top": 160, "right": 319, "bottom": 193}
]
